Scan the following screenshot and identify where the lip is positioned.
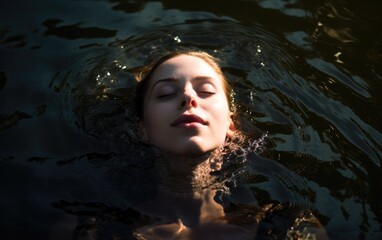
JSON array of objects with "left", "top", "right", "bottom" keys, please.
[{"left": 171, "top": 114, "right": 208, "bottom": 127}]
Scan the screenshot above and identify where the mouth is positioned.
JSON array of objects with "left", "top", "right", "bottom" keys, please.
[{"left": 171, "top": 114, "right": 208, "bottom": 127}]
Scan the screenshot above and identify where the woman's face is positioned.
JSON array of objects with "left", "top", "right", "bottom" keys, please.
[{"left": 141, "top": 55, "right": 234, "bottom": 158}]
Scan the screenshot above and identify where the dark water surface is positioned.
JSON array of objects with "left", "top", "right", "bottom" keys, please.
[{"left": 1, "top": 0, "right": 381, "bottom": 239}]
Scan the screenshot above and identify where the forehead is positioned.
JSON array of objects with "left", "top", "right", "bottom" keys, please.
[{"left": 150, "top": 55, "right": 221, "bottom": 81}]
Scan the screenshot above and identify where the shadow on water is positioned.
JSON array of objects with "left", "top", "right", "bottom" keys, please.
[{"left": 0, "top": 0, "right": 381, "bottom": 239}]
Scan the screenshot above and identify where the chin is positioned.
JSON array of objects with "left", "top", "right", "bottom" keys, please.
[
  {"left": 175, "top": 144, "right": 218, "bottom": 159},
  {"left": 159, "top": 143, "right": 214, "bottom": 159}
]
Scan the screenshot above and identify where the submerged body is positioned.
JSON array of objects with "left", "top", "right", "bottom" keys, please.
[
  {"left": 48, "top": 151, "right": 329, "bottom": 240},
  {"left": 134, "top": 189, "right": 255, "bottom": 240}
]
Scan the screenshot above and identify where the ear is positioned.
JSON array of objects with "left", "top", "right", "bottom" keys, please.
[{"left": 226, "top": 112, "right": 236, "bottom": 138}]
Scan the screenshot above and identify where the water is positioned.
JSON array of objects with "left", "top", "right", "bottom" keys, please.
[{"left": 1, "top": 0, "right": 381, "bottom": 239}]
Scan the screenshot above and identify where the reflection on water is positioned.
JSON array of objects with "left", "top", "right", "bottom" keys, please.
[{"left": 0, "top": 0, "right": 381, "bottom": 239}]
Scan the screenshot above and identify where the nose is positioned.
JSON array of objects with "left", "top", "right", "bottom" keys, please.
[{"left": 180, "top": 90, "right": 198, "bottom": 109}]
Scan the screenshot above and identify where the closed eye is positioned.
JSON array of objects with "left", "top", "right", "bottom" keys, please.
[
  {"left": 197, "top": 83, "right": 216, "bottom": 97},
  {"left": 198, "top": 91, "right": 215, "bottom": 96},
  {"left": 157, "top": 92, "right": 177, "bottom": 99},
  {"left": 155, "top": 84, "right": 178, "bottom": 99}
]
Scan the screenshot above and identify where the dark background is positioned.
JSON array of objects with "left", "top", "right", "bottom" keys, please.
[{"left": 1, "top": 0, "right": 381, "bottom": 239}]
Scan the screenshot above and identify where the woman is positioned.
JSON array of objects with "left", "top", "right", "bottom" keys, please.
[
  {"left": 133, "top": 51, "right": 251, "bottom": 239},
  {"left": 131, "top": 51, "right": 328, "bottom": 239}
]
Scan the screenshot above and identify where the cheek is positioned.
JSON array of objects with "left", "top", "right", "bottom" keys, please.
[
  {"left": 143, "top": 103, "right": 170, "bottom": 131},
  {"left": 206, "top": 101, "right": 231, "bottom": 127}
]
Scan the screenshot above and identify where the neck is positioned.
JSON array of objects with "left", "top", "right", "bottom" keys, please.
[{"left": 154, "top": 150, "right": 222, "bottom": 197}]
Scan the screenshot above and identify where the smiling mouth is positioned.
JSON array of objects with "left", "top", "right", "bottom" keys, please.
[{"left": 171, "top": 114, "right": 207, "bottom": 127}]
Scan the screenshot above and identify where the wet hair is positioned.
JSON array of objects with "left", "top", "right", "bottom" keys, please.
[{"left": 134, "top": 51, "right": 233, "bottom": 121}]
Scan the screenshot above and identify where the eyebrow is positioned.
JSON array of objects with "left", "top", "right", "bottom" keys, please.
[{"left": 193, "top": 76, "right": 217, "bottom": 82}]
